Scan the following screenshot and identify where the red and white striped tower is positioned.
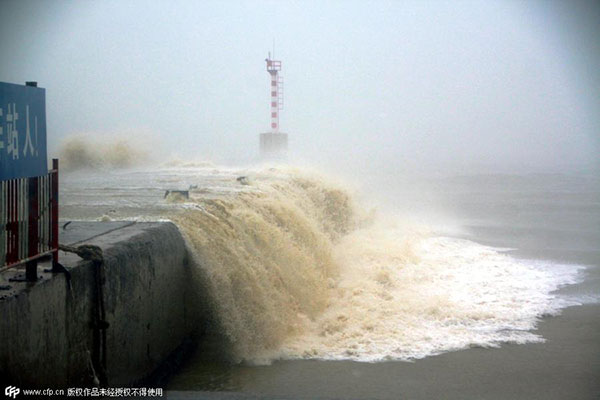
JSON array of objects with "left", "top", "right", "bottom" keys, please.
[
  {"left": 260, "top": 53, "right": 287, "bottom": 159},
  {"left": 266, "top": 53, "right": 283, "bottom": 133}
]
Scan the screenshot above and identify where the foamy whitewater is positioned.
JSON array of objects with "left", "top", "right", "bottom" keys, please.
[{"left": 61, "top": 163, "right": 586, "bottom": 364}]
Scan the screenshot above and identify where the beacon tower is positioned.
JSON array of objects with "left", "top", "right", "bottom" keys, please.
[{"left": 260, "top": 53, "right": 287, "bottom": 159}]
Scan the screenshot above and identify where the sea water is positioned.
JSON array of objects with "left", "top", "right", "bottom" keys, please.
[{"left": 60, "top": 164, "right": 600, "bottom": 396}]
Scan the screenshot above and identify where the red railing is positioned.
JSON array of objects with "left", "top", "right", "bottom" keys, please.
[{"left": 1, "top": 159, "right": 59, "bottom": 280}]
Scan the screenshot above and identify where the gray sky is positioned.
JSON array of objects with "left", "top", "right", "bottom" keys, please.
[{"left": 1, "top": 0, "right": 598, "bottom": 174}]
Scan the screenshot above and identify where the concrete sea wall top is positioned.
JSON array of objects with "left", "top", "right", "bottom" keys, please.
[{"left": 0, "top": 221, "right": 195, "bottom": 387}]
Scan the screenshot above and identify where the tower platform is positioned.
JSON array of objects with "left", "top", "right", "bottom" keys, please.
[{"left": 260, "top": 132, "right": 288, "bottom": 160}]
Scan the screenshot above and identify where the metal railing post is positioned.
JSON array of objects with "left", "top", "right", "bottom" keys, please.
[
  {"left": 51, "top": 159, "right": 59, "bottom": 270},
  {"left": 26, "top": 176, "right": 39, "bottom": 281}
]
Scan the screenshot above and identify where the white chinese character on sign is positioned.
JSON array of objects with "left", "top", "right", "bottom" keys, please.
[
  {"left": 23, "top": 105, "right": 35, "bottom": 157},
  {"left": 6, "top": 103, "right": 19, "bottom": 160}
]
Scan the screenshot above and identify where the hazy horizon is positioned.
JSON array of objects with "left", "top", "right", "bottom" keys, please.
[{"left": 1, "top": 0, "right": 598, "bottom": 175}]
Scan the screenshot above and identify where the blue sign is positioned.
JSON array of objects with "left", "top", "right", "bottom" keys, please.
[{"left": 0, "top": 82, "right": 48, "bottom": 180}]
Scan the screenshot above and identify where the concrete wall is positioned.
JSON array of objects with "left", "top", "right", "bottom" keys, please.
[{"left": 0, "top": 222, "right": 195, "bottom": 387}]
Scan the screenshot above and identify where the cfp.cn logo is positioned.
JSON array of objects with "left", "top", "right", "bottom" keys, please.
[{"left": 4, "top": 386, "right": 20, "bottom": 399}]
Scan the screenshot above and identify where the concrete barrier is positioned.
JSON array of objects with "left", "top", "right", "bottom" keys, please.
[{"left": 0, "top": 221, "right": 197, "bottom": 387}]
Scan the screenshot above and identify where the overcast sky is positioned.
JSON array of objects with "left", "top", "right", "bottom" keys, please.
[{"left": 0, "top": 0, "right": 598, "bottom": 174}]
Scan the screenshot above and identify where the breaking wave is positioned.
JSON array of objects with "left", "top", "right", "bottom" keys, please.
[
  {"left": 59, "top": 136, "right": 148, "bottom": 170},
  {"left": 170, "top": 169, "right": 583, "bottom": 364}
]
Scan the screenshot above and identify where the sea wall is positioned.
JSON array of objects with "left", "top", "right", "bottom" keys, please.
[{"left": 0, "top": 222, "right": 196, "bottom": 387}]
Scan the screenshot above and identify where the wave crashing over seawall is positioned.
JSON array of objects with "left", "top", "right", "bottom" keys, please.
[
  {"left": 59, "top": 136, "right": 147, "bottom": 170},
  {"left": 170, "top": 170, "right": 582, "bottom": 364}
]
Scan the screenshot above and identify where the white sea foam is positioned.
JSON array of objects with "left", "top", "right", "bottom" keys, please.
[{"left": 279, "top": 232, "right": 584, "bottom": 362}]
